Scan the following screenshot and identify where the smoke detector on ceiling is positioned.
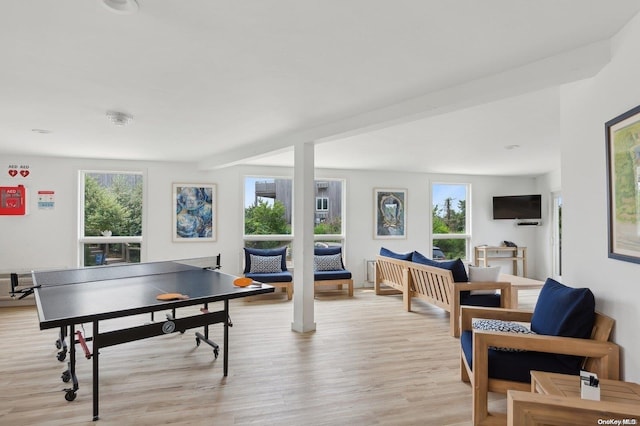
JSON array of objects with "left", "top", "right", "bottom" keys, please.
[
  {"left": 101, "top": 0, "right": 139, "bottom": 15},
  {"left": 106, "top": 111, "right": 134, "bottom": 126}
]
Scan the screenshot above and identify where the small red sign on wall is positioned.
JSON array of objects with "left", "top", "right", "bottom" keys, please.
[{"left": 0, "top": 185, "right": 27, "bottom": 215}]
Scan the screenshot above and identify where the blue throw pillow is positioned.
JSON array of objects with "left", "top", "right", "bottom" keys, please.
[
  {"left": 530, "top": 278, "right": 595, "bottom": 338},
  {"left": 379, "top": 247, "right": 412, "bottom": 260},
  {"left": 411, "top": 251, "right": 469, "bottom": 282},
  {"left": 243, "top": 247, "right": 288, "bottom": 273}
]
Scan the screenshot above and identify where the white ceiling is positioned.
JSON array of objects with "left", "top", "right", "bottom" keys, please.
[{"left": 2, "top": 0, "right": 639, "bottom": 176}]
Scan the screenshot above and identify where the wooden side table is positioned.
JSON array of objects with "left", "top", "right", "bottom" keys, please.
[
  {"left": 474, "top": 246, "right": 527, "bottom": 277},
  {"left": 506, "top": 371, "right": 640, "bottom": 425}
]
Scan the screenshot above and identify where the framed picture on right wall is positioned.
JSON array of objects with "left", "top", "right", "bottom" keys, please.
[
  {"left": 606, "top": 103, "right": 640, "bottom": 264},
  {"left": 374, "top": 188, "right": 407, "bottom": 239}
]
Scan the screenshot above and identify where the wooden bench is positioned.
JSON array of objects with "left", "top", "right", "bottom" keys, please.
[{"left": 375, "top": 255, "right": 512, "bottom": 337}]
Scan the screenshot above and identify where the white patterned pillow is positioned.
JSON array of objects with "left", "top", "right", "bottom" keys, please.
[
  {"left": 314, "top": 253, "right": 343, "bottom": 271},
  {"left": 472, "top": 319, "right": 535, "bottom": 352},
  {"left": 249, "top": 254, "right": 282, "bottom": 274}
]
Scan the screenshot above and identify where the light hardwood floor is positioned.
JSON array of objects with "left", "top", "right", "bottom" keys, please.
[{"left": 0, "top": 288, "right": 539, "bottom": 426}]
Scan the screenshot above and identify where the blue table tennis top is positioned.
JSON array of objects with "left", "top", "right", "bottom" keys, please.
[{"left": 33, "top": 260, "right": 273, "bottom": 329}]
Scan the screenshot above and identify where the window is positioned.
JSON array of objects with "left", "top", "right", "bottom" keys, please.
[
  {"left": 243, "top": 176, "right": 345, "bottom": 262},
  {"left": 80, "top": 171, "right": 143, "bottom": 267},
  {"left": 316, "top": 197, "right": 329, "bottom": 211},
  {"left": 432, "top": 183, "right": 470, "bottom": 260}
]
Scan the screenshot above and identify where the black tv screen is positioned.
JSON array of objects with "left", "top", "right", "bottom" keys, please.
[{"left": 492, "top": 194, "right": 541, "bottom": 220}]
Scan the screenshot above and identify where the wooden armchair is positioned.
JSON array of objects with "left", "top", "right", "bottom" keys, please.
[
  {"left": 243, "top": 247, "right": 293, "bottom": 300},
  {"left": 460, "top": 279, "right": 620, "bottom": 425}
]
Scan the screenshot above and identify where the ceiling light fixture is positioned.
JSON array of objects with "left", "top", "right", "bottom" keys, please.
[
  {"left": 106, "top": 111, "right": 134, "bottom": 126},
  {"left": 101, "top": 0, "right": 139, "bottom": 15}
]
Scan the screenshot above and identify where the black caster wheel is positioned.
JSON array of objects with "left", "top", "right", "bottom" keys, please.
[
  {"left": 64, "top": 390, "right": 77, "bottom": 401},
  {"left": 57, "top": 351, "right": 67, "bottom": 362},
  {"left": 61, "top": 370, "right": 71, "bottom": 383},
  {"left": 195, "top": 337, "right": 201, "bottom": 347},
  {"left": 55, "top": 340, "right": 62, "bottom": 349},
  {"left": 213, "top": 348, "right": 219, "bottom": 359}
]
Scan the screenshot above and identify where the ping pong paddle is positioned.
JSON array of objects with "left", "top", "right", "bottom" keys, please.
[
  {"left": 233, "top": 277, "right": 253, "bottom": 287},
  {"left": 156, "top": 293, "right": 189, "bottom": 301}
]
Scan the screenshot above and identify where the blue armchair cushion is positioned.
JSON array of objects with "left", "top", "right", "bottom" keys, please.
[
  {"left": 379, "top": 247, "right": 412, "bottom": 260},
  {"left": 314, "top": 270, "right": 352, "bottom": 281},
  {"left": 411, "top": 251, "right": 469, "bottom": 283},
  {"left": 314, "top": 253, "right": 344, "bottom": 271},
  {"left": 245, "top": 270, "right": 293, "bottom": 283},
  {"left": 243, "top": 247, "right": 288, "bottom": 273},
  {"left": 530, "top": 278, "right": 595, "bottom": 338},
  {"left": 461, "top": 329, "right": 582, "bottom": 383},
  {"left": 248, "top": 254, "right": 282, "bottom": 274}
]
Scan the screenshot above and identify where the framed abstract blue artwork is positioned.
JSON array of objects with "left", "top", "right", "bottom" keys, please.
[{"left": 172, "top": 183, "right": 216, "bottom": 242}]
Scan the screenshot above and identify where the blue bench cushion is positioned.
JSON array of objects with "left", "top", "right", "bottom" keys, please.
[
  {"left": 245, "top": 270, "right": 293, "bottom": 283},
  {"left": 379, "top": 247, "right": 413, "bottom": 260},
  {"left": 460, "top": 292, "right": 501, "bottom": 308},
  {"left": 243, "top": 247, "right": 288, "bottom": 273},
  {"left": 314, "top": 270, "right": 352, "bottom": 281},
  {"left": 461, "top": 330, "right": 582, "bottom": 383}
]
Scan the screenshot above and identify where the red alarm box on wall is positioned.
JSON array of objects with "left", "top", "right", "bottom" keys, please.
[{"left": 0, "top": 185, "right": 27, "bottom": 215}]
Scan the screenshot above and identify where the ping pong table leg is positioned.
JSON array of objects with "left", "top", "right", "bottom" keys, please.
[
  {"left": 63, "top": 324, "right": 79, "bottom": 403},
  {"left": 223, "top": 299, "right": 229, "bottom": 376},
  {"left": 92, "top": 320, "right": 100, "bottom": 421}
]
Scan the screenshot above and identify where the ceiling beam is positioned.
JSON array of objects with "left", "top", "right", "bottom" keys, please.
[{"left": 198, "top": 40, "right": 610, "bottom": 170}]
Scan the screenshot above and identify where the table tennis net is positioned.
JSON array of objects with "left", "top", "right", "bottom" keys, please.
[{"left": 32, "top": 256, "right": 221, "bottom": 287}]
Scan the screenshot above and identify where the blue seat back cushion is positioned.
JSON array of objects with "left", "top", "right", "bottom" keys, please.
[
  {"left": 315, "top": 246, "right": 342, "bottom": 256},
  {"left": 460, "top": 330, "right": 583, "bottom": 383},
  {"left": 412, "top": 251, "right": 470, "bottom": 297},
  {"left": 530, "top": 278, "right": 595, "bottom": 338},
  {"left": 379, "top": 247, "right": 413, "bottom": 260},
  {"left": 243, "top": 247, "right": 288, "bottom": 274}
]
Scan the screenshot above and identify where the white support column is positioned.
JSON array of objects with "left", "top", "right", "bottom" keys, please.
[{"left": 291, "top": 141, "right": 316, "bottom": 333}]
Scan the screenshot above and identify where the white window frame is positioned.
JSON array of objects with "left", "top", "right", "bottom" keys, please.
[
  {"left": 78, "top": 169, "right": 145, "bottom": 267},
  {"left": 431, "top": 182, "right": 471, "bottom": 261}
]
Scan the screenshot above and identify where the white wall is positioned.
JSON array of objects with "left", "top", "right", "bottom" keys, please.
[
  {"left": 1, "top": 157, "right": 544, "bottom": 282},
  {"left": 561, "top": 11, "right": 640, "bottom": 382}
]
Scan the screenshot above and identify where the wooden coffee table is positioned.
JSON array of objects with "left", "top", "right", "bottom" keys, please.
[
  {"left": 531, "top": 370, "right": 640, "bottom": 403},
  {"left": 506, "top": 371, "right": 640, "bottom": 426},
  {"left": 499, "top": 273, "right": 544, "bottom": 308}
]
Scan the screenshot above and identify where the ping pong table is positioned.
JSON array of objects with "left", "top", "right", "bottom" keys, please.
[{"left": 32, "top": 257, "right": 274, "bottom": 421}]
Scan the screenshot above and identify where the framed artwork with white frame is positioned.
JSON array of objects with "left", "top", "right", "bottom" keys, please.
[
  {"left": 374, "top": 188, "right": 407, "bottom": 239},
  {"left": 172, "top": 183, "right": 216, "bottom": 242}
]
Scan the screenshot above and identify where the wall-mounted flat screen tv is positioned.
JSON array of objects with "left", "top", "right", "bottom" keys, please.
[{"left": 492, "top": 194, "right": 542, "bottom": 220}]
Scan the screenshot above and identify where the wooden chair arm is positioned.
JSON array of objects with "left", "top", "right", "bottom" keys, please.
[
  {"left": 460, "top": 306, "right": 533, "bottom": 331},
  {"left": 473, "top": 330, "right": 620, "bottom": 379}
]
